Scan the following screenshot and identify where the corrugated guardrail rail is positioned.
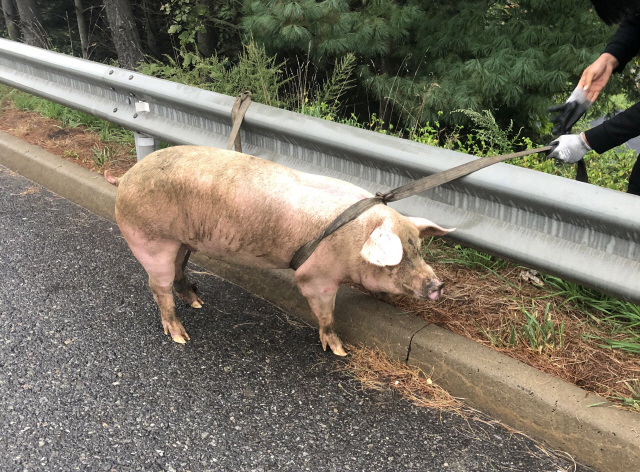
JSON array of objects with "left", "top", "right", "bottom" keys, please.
[{"left": 0, "top": 39, "right": 638, "bottom": 303}]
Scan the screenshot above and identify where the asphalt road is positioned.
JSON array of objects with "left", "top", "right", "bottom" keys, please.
[{"left": 0, "top": 164, "right": 593, "bottom": 472}]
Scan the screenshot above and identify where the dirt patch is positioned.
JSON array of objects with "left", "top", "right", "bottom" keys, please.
[
  {"left": 0, "top": 104, "right": 136, "bottom": 177},
  {"left": 1, "top": 101, "right": 638, "bottom": 410}
]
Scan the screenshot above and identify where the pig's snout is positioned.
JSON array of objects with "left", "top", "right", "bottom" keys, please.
[
  {"left": 402, "top": 279, "right": 444, "bottom": 300},
  {"left": 425, "top": 281, "right": 444, "bottom": 301}
]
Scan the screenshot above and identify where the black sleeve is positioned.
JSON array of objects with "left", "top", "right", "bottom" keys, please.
[
  {"left": 603, "top": 15, "right": 640, "bottom": 72},
  {"left": 584, "top": 102, "right": 640, "bottom": 153}
]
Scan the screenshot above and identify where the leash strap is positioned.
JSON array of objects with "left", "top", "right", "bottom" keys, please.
[
  {"left": 226, "top": 91, "right": 252, "bottom": 152},
  {"left": 183, "top": 92, "right": 253, "bottom": 272},
  {"left": 290, "top": 146, "right": 552, "bottom": 270},
  {"left": 576, "top": 159, "right": 589, "bottom": 183}
]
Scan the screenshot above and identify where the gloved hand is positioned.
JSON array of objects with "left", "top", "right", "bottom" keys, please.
[
  {"left": 547, "top": 87, "right": 593, "bottom": 135},
  {"left": 547, "top": 133, "right": 591, "bottom": 163}
]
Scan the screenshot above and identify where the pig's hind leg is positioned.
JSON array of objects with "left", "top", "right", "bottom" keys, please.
[
  {"left": 121, "top": 229, "right": 191, "bottom": 344},
  {"left": 173, "top": 244, "right": 203, "bottom": 309}
]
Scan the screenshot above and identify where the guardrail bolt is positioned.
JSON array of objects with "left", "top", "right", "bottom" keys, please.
[
  {"left": 109, "top": 70, "right": 113, "bottom": 75},
  {"left": 133, "top": 113, "right": 138, "bottom": 118},
  {"left": 113, "top": 108, "right": 118, "bottom": 113},
  {"left": 129, "top": 75, "right": 134, "bottom": 80}
]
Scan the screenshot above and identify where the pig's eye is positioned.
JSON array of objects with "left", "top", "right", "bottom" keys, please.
[{"left": 407, "top": 237, "right": 421, "bottom": 252}]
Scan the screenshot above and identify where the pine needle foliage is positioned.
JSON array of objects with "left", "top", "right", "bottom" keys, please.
[{"left": 242, "top": 0, "right": 632, "bottom": 136}]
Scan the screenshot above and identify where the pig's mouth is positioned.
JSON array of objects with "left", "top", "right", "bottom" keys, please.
[
  {"left": 403, "top": 282, "right": 444, "bottom": 301},
  {"left": 428, "top": 285, "right": 444, "bottom": 300}
]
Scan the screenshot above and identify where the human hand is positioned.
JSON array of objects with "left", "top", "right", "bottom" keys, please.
[
  {"left": 546, "top": 134, "right": 591, "bottom": 163},
  {"left": 547, "top": 87, "right": 593, "bottom": 136},
  {"left": 578, "top": 53, "right": 619, "bottom": 101}
]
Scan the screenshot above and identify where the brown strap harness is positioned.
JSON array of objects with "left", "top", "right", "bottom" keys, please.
[{"left": 289, "top": 146, "right": 552, "bottom": 270}]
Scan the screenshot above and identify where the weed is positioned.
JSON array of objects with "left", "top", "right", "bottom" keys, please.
[
  {"left": 423, "top": 239, "right": 510, "bottom": 273},
  {"left": 594, "top": 379, "right": 640, "bottom": 411},
  {"left": 615, "top": 379, "right": 640, "bottom": 410},
  {"left": 1, "top": 86, "right": 134, "bottom": 146},
  {"left": 475, "top": 316, "right": 518, "bottom": 349},
  {"left": 539, "top": 274, "right": 640, "bottom": 355},
  {"left": 10, "top": 92, "right": 40, "bottom": 111},
  {"left": 298, "top": 53, "right": 357, "bottom": 120},
  {"left": 585, "top": 335, "right": 640, "bottom": 355},
  {"left": 543, "top": 275, "right": 640, "bottom": 324},
  {"left": 139, "top": 41, "right": 290, "bottom": 108},
  {"left": 91, "top": 146, "right": 116, "bottom": 169},
  {"left": 521, "top": 303, "right": 565, "bottom": 353},
  {"left": 453, "top": 109, "right": 523, "bottom": 156}
]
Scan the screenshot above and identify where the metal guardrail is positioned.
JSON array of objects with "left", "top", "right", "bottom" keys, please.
[{"left": 0, "top": 39, "right": 638, "bottom": 303}]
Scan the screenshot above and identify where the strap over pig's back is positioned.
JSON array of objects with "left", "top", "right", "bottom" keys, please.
[{"left": 182, "top": 92, "right": 253, "bottom": 271}]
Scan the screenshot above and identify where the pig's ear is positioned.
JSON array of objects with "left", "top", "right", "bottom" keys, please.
[
  {"left": 407, "top": 217, "right": 455, "bottom": 237},
  {"left": 361, "top": 223, "right": 403, "bottom": 267}
]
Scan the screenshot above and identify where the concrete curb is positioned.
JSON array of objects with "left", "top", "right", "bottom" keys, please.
[{"left": 1, "top": 131, "right": 638, "bottom": 472}]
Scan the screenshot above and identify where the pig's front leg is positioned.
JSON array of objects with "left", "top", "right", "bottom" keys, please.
[{"left": 295, "top": 274, "right": 346, "bottom": 356}]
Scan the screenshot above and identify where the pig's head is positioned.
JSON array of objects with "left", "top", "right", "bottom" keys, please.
[{"left": 358, "top": 213, "right": 454, "bottom": 301}]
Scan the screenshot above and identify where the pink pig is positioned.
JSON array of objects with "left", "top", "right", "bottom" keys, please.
[{"left": 106, "top": 146, "right": 454, "bottom": 356}]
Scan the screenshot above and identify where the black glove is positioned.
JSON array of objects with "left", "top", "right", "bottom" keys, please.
[{"left": 547, "top": 87, "right": 593, "bottom": 135}]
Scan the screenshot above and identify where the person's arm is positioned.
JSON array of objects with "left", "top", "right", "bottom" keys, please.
[
  {"left": 578, "top": 16, "right": 640, "bottom": 102},
  {"left": 584, "top": 102, "right": 640, "bottom": 152},
  {"left": 603, "top": 14, "right": 640, "bottom": 73}
]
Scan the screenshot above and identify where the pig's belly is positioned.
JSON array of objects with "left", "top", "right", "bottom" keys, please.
[{"left": 187, "top": 235, "right": 293, "bottom": 270}]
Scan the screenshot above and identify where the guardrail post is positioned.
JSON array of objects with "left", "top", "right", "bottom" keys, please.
[{"left": 133, "top": 131, "right": 158, "bottom": 161}]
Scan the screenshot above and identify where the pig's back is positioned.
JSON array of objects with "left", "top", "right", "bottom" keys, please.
[{"left": 115, "top": 146, "right": 373, "bottom": 267}]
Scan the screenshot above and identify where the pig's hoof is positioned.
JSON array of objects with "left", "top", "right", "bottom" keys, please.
[
  {"left": 332, "top": 345, "right": 347, "bottom": 356},
  {"left": 163, "top": 320, "right": 190, "bottom": 344},
  {"left": 320, "top": 330, "right": 347, "bottom": 356},
  {"left": 172, "top": 334, "right": 188, "bottom": 344},
  {"left": 177, "top": 289, "right": 204, "bottom": 309}
]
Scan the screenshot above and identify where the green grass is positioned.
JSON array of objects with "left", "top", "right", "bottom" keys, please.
[
  {"left": 422, "top": 237, "right": 509, "bottom": 272},
  {"left": 591, "top": 379, "right": 640, "bottom": 411},
  {"left": 475, "top": 305, "right": 566, "bottom": 354},
  {"left": 422, "top": 238, "right": 640, "bottom": 357},
  {"left": 520, "top": 302, "right": 565, "bottom": 353},
  {"left": 90, "top": 146, "right": 117, "bottom": 169},
  {"left": 0, "top": 84, "right": 134, "bottom": 147},
  {"left": 540, "top": 274, "right": 640, "bottom": 355}
]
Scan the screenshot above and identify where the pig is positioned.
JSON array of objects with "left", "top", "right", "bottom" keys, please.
[{"left": 105, "top": 146, "right": 454, "bottom": 356}]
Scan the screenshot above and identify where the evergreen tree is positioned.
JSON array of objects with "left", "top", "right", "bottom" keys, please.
[
  {"left": 243, "top": 0, "right": 625, "bottom": 136},
  {"left": 411, "top": 0, "right": 621, "bottom": 132},
  {"left": 243, "top": 0, "right": 423, "bottom": 124}
]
